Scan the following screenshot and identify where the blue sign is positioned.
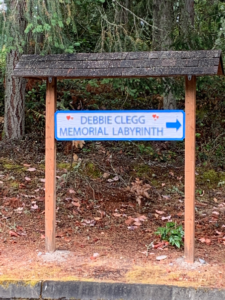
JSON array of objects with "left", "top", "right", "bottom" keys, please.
[{"left": 55, "top": 110, "right": 185, "bottom": 141}]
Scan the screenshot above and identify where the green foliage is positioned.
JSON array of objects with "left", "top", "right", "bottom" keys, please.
[
  {"left": 137, "top": 142, "right": 178, "bottom": 162},
  {"left": 0, "top": 0, "right": 104, "bottom": 55},
  {"left": 138, "top": 144, "right": 154, "bottom": 155},
  {"left": 202, "top": 169, "right": 218, "bottom": 183},
  {"left": 172, "top": 0, "right": 222, "bottom": 50},
  {"left": 155, "top": 222, "right": 184, "bottom": 248}
]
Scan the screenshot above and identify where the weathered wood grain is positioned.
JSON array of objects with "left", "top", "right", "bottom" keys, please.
[
  {"left": 13, "top": 67, "right": 218, "bottom": 78},
  {"left": 185, "top": 75, "right": 196, "bottom": 263},
  {"left": 45, "top": 77, "right": 57, "bottom": 253},
  {"left": 13, "top": 50, "right": 224, "bottom": 78},
  {"left": 15, "top": 58, "right": 220, "bottom": 70}
]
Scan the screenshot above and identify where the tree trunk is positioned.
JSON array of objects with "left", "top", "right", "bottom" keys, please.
[
  {"left": 163, "top": 90, "right": 176, "bottom": 110},
  {"left": 4, "top": 51, "right": 26, "bottom": 139},
  {"left": 152, "top": 0, "right": 173, "bottom": 50},
  {"left": 181, "top": 0, "right": 195, "bottom": 47},
  {"left": 152, "top": 0, "right": 176, "bottom": 109},
  {"left": 152, "top": 0, "right": 161, "bottom": 50},
  {"left": 184, "top": 0, "right": 194, "bottom": 26},
  {"left": 4, "top": 0, "right": 26, "bottom": 139},
  {"left": 123, "top": 0, "right": 130, "bottom": 30}
]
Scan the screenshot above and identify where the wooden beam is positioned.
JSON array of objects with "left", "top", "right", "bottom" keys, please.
[
  {"left": 185, "top": 75, "right": 196, "bottom": 263},
  {"left": 217, "top": 58, "right": 224, "bottom": 75},
  {"left": 45, "top": 77, "right": 57, "bottom": 253}
]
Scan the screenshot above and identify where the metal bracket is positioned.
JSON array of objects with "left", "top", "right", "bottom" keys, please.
[
  {"left": 48, "top": 77, "right": 52, "bottom": 83},
  {"left": 188, "top": 75, "right": 192, "bottom": 81}
]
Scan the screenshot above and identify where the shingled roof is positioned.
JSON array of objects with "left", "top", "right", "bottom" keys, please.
[{"left": 13, "top": 50, "right": 224, "bottom": 79}]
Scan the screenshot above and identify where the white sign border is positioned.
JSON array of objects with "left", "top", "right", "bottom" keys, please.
[{"left": 55, "top": 110, "right": 185, "bottom": 141}]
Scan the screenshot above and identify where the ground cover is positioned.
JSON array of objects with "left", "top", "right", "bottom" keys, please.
[{"left": 0, "top": 136, "right": 225, "bottom": 288}]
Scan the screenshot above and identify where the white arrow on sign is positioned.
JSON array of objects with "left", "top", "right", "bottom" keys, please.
[{"left": 55, "top": 110, "right": 185, "bottom": 141}]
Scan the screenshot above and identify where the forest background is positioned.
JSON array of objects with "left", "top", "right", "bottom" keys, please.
[
  {"left": 0, "top": 1, "right": 225, "bottom": 274},
  {"left": 0, "top": 1, "right": 224, "bottom": 144},
  {"left": 0, "top": 0, "right": 224, "bottom": 168},
  {"left": 0, "top": 0, "right": 224, "bottom": 188}
]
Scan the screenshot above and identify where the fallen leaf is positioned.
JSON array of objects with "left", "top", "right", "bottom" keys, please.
[
  {"left": 9, "top": 230, "right": 19, "bottom": 237},
  {"left": 156, "top": 255, "right": 167, "bottom": 261},
  {"left": 25, "top": 177, "right": 31, "bottom": 181},
  {"left": 98, "top": 210, "right": 106, "bottom": 218},
  {"left": 162, "top": 195, "right": 170, "bottom": 200},
  {"left": 162, "top": 215, "right": 171, "bottom": 221},
  {"left": 40, "top": 179, "right": 45, "bottom": 183},
  {"left": 90, "top": 256, "right": 97, "bottom": 260},
  {"left": 73, "top": 197, "right": 81, "bottom": 202},
  {"left": 15, "top": 207, "right": 23, "bottom": 213},
  {"left": 216, "top": 230, "right": 222, "bottom": 235},
  {"left": 27, "top": 168, "right": 36, "bottom": 172},
  {"left": 64, "top": 237, "right": 71, "bottom": 242},
  {"left": 128, "top": 226, "right": 138, "bottom": 230},
  {"left": 199, "top": 238, "right": 206, "bottom": 243},
  {"left": 138, "top": 215, "right": 147, "bottom": 221},
  {"left": 134, "top": 221, "right": 142, "bottom": 226},
  {"left": 154, "top": 242, "right": 165, "bottom": 249},
  {"left": 93, "top": 253, "right": 99, "bottom": 258},
  {"left": 199, "top": 237, "right": 211, "bottom": 245},
  {"left": 103, "top": 173, "right": 110, "bottom": 179},
  {"left": 125, "top": 217, "right": 134, "bottom": 225},
  {"left": 112, "top": 176, "right": 119, "bottom": 181},
  {"left": 156, "top": 210, "right": 165, "bottom": 215},
  {"left": 16, "top": 226, "right": 24, "bottom": 231},
  {"left": 162, "top": 183, "right": 166, "bottom": 187},
  {"left": 81, "top": 219, "right": 96, "bottom": 226},
  {"left": 23, "top": 164, "right": 30, "bottom": 167},
  {"left": 69, "top": 189, "right": 75, "bottom": 194},
  {"left": 200, "top": 190, "right": 205, "bottom": 197},
  {"left": 73, "top": 154, "right": 78, "bottom": 162},
  {"left": 31, "top": 204, "right": 38, "bottom": 210},
  {"left": 214, "top": 198, "right": 218, "bottom": 203},
  {"left": 205, "top": 239, "right": 211, "bottom": 245},
  {"left": 72, "top": 140, "right": 85, "bottom": 149},
  {"left": 94, "top": 217, "right": 101, "bottom": 221},
  {"left": 212, "top": 211, "right": 219, "bottom": 215},
  {"left": 72, "top": 201, "right": 80, "bottom": 207},
  {"left": 196, "top": 201, "right": 207, "bottom": 207},
  {"left": 177, "top": 212, "right": 184, "bottom": 216},
  {"left": 113, "top": 213, "right": 121, "bottom": 217},
  {"left": 19, "top": 184, "right": 26, "bottom": 189}
]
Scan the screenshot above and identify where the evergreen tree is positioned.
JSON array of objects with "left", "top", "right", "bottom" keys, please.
[{"left": 1, "top": 0, "right": 92, "bottom": 139}]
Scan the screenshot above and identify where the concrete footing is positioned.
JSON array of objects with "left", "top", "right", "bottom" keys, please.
[{"left": 0, "top": 281, "right": 225, "bottom": 300}]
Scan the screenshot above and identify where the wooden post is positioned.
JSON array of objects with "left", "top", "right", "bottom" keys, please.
[
  {"left": 45, "top": 77, "right": 57, "bottom": 253},
  {"left": 185, "top": 75, "right": 196, "bottom": 263}
]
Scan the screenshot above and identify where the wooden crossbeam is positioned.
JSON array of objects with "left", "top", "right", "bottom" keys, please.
[{"left": 12, "top": 50, "right": 223, "bottom": 79}]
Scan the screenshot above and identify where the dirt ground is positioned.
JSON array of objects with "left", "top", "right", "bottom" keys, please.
[{"left": 0, "top": 136, "right": 225, "bottom": 288}]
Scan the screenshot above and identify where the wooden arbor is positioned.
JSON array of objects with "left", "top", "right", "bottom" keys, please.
[{"left": 13, "top": 50, "right": 224, "bottom": 263}]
